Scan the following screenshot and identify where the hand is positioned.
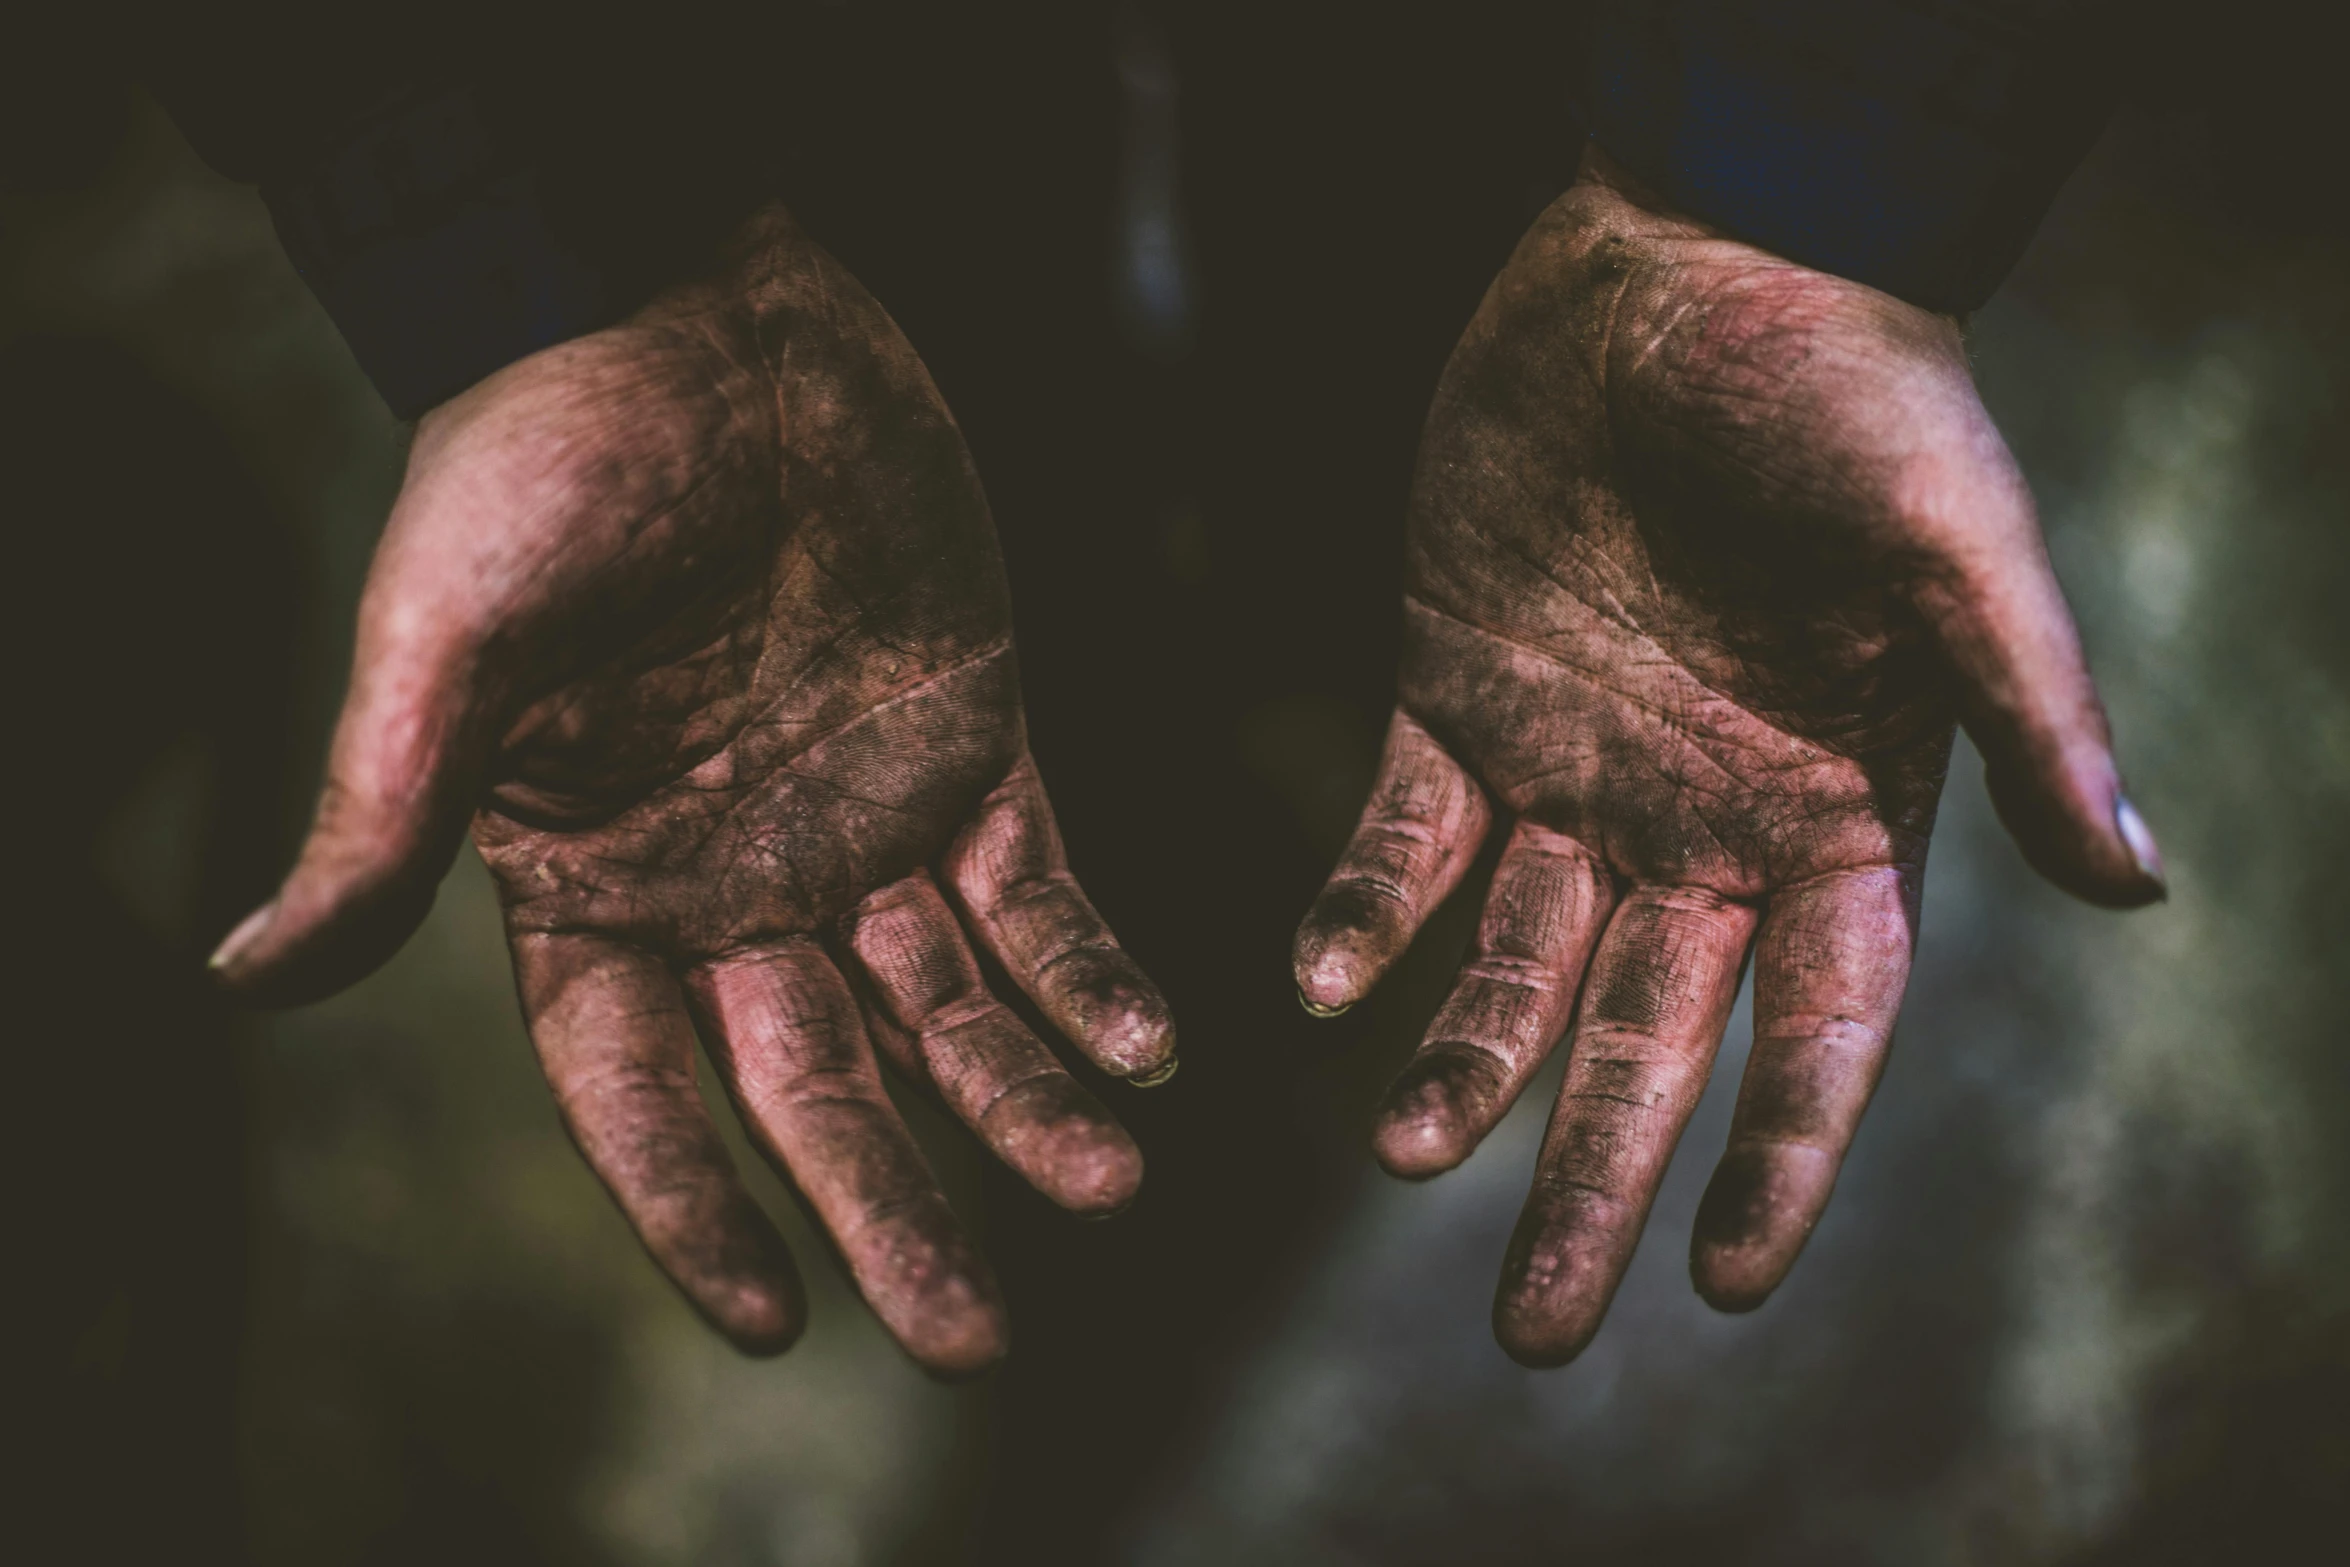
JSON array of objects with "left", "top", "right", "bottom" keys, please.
[
  {"left": 1293, "top": 148, "right": 2163, "bottom": 1367},
  {"left": 210, "top": 206, "right": 1176, "bottom": 1375}
]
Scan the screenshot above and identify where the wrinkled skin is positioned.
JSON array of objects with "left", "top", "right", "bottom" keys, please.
[
  {"left": 1295, "top": 149, "right": 2165, "bottom": 1368},
  {"left": 211, "top": 205, "right": 1175, "bottom": 1376}
]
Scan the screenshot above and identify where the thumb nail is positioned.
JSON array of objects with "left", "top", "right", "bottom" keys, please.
[
  {"left": 209, "top": 901, "right": 277, "bottom": 977},
  {"left": 2115, "top": 794, "right": 2167, "bottom": 895}
]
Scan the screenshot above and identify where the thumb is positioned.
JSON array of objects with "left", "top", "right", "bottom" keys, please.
[
  {"left": 209, "top": 608, "right": 499, "bottom": 1006},
  {"left": 1903, "top": 465, "right": 2165, "bottom": 909}
]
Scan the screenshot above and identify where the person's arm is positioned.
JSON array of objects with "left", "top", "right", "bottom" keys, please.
[
  {"left": 1295, "top": 4, "right": 2156, "bottom": 1367},
  {"left": 160, "top": 4, "right": 1177, "bottom": 1374}
]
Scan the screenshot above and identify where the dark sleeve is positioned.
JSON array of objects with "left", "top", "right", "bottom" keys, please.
[
  {"left": 1568, "top": 1, "right": 2122, "bottom": 313},
  {"left": 139, "top": 3, "right": 804, "bottom": 418}
]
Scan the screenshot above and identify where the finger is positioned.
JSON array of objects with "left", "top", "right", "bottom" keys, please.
[
  {"left": 850, "top": 874, "right": 1143, "bottom": 1216},
  {"left": 843, "top": 959, "right": 932, "bottom": 1089},
  {"left": 1372, "top": 822, "right": 1613, "bottom": 1179},
  {"left": 1691, "top": 867, "right": 1915, "bottom": 1312},
  {"left": 1493, "top": 886, "right": 1756, "bottom": 1367},
  {"left": 686, "top": 940, "right": 1007, "bottom": 1378},
  {"left": 1900, "top": 438, "right": 2165, "bottom": 908},
  {"left": 207, "top": 582, "right": 494, "bottom": 1005},
  {"left": 513, "top": 932, "right": 804, "bottom": 1354},
  {"left": 1293, "top": 709, "right": 1493, "bottom": 1015},
  {"left": 942, "top": 753, "right": 1177, "bottom": 1083}
]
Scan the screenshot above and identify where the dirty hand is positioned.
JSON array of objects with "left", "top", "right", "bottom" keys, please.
[
  {"left": 1294, "top": 147, "right": 2163, "bottom": 1367},
  {"left": 212, "top": 206, "right": 1175, "bottom": 1375}
]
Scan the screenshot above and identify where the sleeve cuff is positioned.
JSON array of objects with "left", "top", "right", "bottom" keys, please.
[
  {"left": 261, "top": 88, "right": 630, "bottom": 419},
  {"left": 1571, "top": 1, "right": 2120, "bottom": 314}
]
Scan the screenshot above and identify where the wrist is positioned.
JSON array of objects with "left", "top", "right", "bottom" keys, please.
[
  {"left": 266, "top": 83, "right": 775, "bottom": 421},
  {"left": 1566, "top": 0, "right": 2117, "bottom": 315},
  {"left": 264, "top": 87, "right": 617, "bottom": 421}
]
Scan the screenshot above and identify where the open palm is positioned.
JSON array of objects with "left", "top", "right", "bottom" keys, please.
[
  {"left": 1295, "top": 151, "right": 2163, "bottom": 1366},
  {"left": 214, "top": 207, "right": 1174, "bottom": 1374}
]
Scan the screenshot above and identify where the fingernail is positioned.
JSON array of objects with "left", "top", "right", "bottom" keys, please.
[
  {"left": 208, "top": 902, "right": 276, "bottom": 976},
  {"left": 2114, "top": 794, "right": 2167, "bottom": 894},
  {"left": 1128, "top": 1056, "right": 1179, "bottom": 1089},
  {"left": 1298, "top": 987, "right": 1350, "bottom": 1020}
]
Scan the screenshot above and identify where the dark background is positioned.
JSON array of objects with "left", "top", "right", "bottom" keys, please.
[{"left": 6, "top": 6, "right": 2346, "bottom": 1562}]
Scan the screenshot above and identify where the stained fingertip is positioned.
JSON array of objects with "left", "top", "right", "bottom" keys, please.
[
  {"left": 1046, "top": 1143, "right": 1142, "bottom": 1215},
  {"left": 1045, "top": 947, "right": 1178, "bottom": 1078},
  {"left": 1688, "top": 1249, "right": 1782, "bottom": 1315},
  {"left": 703, "top": 1266, "right": 809, "bottom": 1357},
  {"left": 664, "top": 1193, "right": 806, "bottom": 1355},
  {"left": 980, "top": 1076, "right": 1146, "bottom": 1214},
  {"left": 600, "top": 1152, "right": 810, "bottom": 1357},
  {"left": 1094, "top": 986, "right": 1179, "bottom": 1081},
  {"left": 1371, "top": 1046, "right": 1499, "bottom": 1179},
  {"left": 1491, "top": 1270, "right": 1605, "bottom": 1369},
  {"left": 1493, "top": 1314, "right": 1598, "bottom": 1370},
  {"left": 865, "top": 1220, "right": 1010, "bottom": 1380},
  {"left": 207, "top": 866, "right": 441, "bottom": 1004},
  {"left": 1489, "top": 1193, "right": 1630, "bottom": 1368},
  {"left": 1292, "top": 712, "right": 1490, "bottom": 1011},
  {"left": 902, "top": 1288, "right": 1010, "bottom": 1382},
  {"left": 838, "top": 1174, "right": 1008, "bottom": 1378},
  {"left": 596, "top": 1157, "right": 810, "bottom": 1356},
  {"left": 1287, "top": 920, "right": 1372, "bottom": 1019},
  {"left": 1689, "top": 1144, "right": 1838, "bottom": 1313}
]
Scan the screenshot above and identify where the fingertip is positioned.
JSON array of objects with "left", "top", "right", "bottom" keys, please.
[
  {"left": 1983, "top": 760, "right": 2168, "bottom": 911},
  {"left": 207, "top": 871, "right": 440, "bottom": 1006},
  {"left": 1054, "top": 953, "right": 1179, "bottom": 1079},
  {"left": 1372, "top": 1116, "right": 1467, "bottom": 1181},
  {"left": 1019, "top": 949, "right": 1175, "bottom": 1079},
  {"left": 1688, "top": 1245, "right": 1783, "bottom": 1316},
  {"left": 1371, "top": 1054, "right": 1489, "bottom": 1180},
  {"left": 1104, "top": 1001, "right": 1179, "bottom": 1083},
  {"left": 1049, "top": 1126, "right": 1148, "bottom": 1217},
  {"left": 1490, "top": 1214, "right": 1611, "bottom": 1369},
  {"left": 871, "top": 1228, "right": 1010, "bottom": 1379},
  {"left": 656, "top": 1193, "right": 810, "bottom": 1357},
  {"left": 981, "top": 1077, "right": 1147, "bottom": 1215},
  {"left": 907, "top": 1299, "right": 1011, "bottom": 1382},
  {"left": 1293, "top": 884, "right": 1401, "bottom": 1014},
  {"left": 661, "top": 1209, "right": 809, "bottom": 1358},
  {"left": 1688, "top": 1147, "right": 1829, "bottom": 1313},
  {"left": 1689, "top": 1177, "right": 1795, "bottom": 1313},
  {"left": 1489, "top": 1167, "right": 1656, "bottom": 1369},
  {"left": 1292, "top": 936, "right": 1369, "bottom": 1016},
  {"left": 1059, "top": 1140, "right": 1145, "bottom": 1217},
  {"left": 714, "top": 1279, "right": 810, "bottom": 1358},
  {"left": 1491, "top": 1292, "right": 1601, "bottom": 1370}
]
